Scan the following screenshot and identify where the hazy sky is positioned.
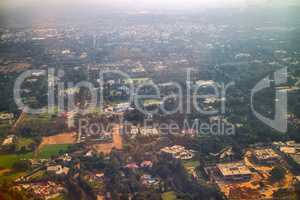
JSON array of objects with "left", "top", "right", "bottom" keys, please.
[{"left": 0, "top": 0, "right": 299, "bottom": 10}]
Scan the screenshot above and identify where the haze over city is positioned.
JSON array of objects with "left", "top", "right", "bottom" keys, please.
[
  {"left": 0, "top": 0, "right": 300, "bottom": 200},
  {"left": 1, "top": 0, "right": 299, "bottom": 10}
]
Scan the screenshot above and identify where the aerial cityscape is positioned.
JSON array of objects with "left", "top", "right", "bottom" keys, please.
[{"left": 0, "top": 0, "right": 300, "bottom": 200}]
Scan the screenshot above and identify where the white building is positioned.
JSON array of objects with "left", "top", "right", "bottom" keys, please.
[
  {"left": 140, "top": 128, "right": 159, "bottom": 136},
  {"left": 160, "top": 145, "right": 195, "bottom": 160},
  {"left": 47, "top": 165, "right": 69, "bottom": 175},
  {"left": 2, "top": 135, "right": 16, "bottom": 145}
]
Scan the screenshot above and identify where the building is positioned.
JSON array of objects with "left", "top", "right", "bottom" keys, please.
[
  {"left": 181, "top": 129, "right": 197, "bottom": 137},
  {"left": 195, "top": 80, "right": 215, "bottom": 87},
  {"left": 280, "top": 146, "right": 296, "bottom": 154},
  {"left": 47, "top": 165, "right": 69, "bottom": 175},
  {"left": 140, "top": 127, "right": 159, "bottom": 136},
  {"left": 114, "top": 102, "right": 133, "bottom": 112},
  {"left": 252, "top": 149, "right": 281, "bottom": 165},
  {"left": 125, "top": 163, "right": 139, "bottom": 170},
  {"left": 294, "top": 176, "right": 300, "bottom": 183},
  {"left": 274, "top": 141, "right": 300, "bottom": 169},
  {"left": 96, "top": 173, "right": 105, "bottom": 179},
  {"left": 58, "top": 153, "right": 72, "bottom": 162},
  {"left": 140, "top": 161, "right": 153, "bottom": 168},
  {"left": 17, "top": 181, "right": 65, "bottom": 200},
  {"left": 140, "top": 174, "right": 160, "bottom": 187},
  {"left": 0, "top": 113, "right": 14, "bottom": 120},
  {"left": 104, "top": 106, "right": 114, "bottom": 113},
  {"left": 217, "top": 162, "right": 252, "bottom": 181},
  {"left": 160, "top": 145, "right": 195, "bottom": 160},
  {"left": 2, "top": 135, "right": 16, "bottom": 145},
  {"left": 129, "top": 126, "right": 139, "bottom": 137}
]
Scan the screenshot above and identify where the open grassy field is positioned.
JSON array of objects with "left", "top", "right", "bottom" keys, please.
[
  {"left": 182, "top": 160, "right": 200, "bottom": 178},
  {"left": 16, "top": 137, "right": 35, "bottom": 151},
  {"left": 0, "top": 153, "right": 32, "bottom": 168},
  {"left": 0, "top": 171, "right": 27, "bottom": 183},
  {"left": 0, "top": 144, "right": 71, "bottom": 169},
  {"left": 36, "top": 144, "right": 71, "bottom": 159},
  {"left": 182, "top": 160, "right": 199, "bottom": 169}
]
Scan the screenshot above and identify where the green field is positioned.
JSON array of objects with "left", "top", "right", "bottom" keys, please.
[
  {"left": 16, "top": 137, "right": 35, "bottom": 151},
  {"left": 0, "top": 171, "right": 27, "bottom": 183},
  {"left": 37, "top": 144, "right": 71, "bottom": 159},
  {"left": 182, "top": 160, "right": 199, "bottom": 169},
  {"left": 0, "top": 144, "right": 71, "bottom": 169},
  {"left": 0, "top": 153, "right": 32, "bottom": 168}
]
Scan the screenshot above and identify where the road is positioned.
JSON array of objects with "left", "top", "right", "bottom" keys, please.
[
  {"left": 93, "top": 123, "right": 123, "bottom": 154},
  {"left": 10, "top": 111, "right": 26, "bottom": 133}
]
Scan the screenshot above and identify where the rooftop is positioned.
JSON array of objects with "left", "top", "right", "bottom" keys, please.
[
  {"left": 160, "top": 145, "right": 194, "bottom": 160},
  {"left": 253, "top": 149, "right": 280, "bottom": 161},
  {"left": 280, "top": 146, "right": 296, "bottom": 154},
  {"left": 217, "top": 162, "right": 251, "bottom": 177}
]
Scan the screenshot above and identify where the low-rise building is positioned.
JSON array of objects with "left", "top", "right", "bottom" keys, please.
[
  {"left": 125, "top": 163, "right": 139, "bottom": 170},
  {"left": 275, "top": 141, "right": 300, "bottom": 169},
  {"left": 114, "top": 102, "right": 133, "bottom": 112},
  {"left": 181, "top": 129, "right": 197, "bottom": 137},
  {"left": 294, "top": 176, "right": 300, "bottom": 183},
  {"left": 280, "top": 146, "right": 296, "bottom": 154},
  {"left": 129, "top": 126, "right": 159, "bottom": 137},
  {"left": 195, "top": 80, "right": 215, "bottom": 87},
  {"left": 140, "top": 160, "right": 153, "bottom": 168},
  {"left": 2, "top": 135, "right": 16, "bottom": 145},
  {"left": 140, "top": 174, "right": 160, "bottom": 187},
  {"left": 140, "top": 127, "right": 159, "bottom": 136},
  {"left": 217, "top": 162, "right": 252, "bottom": 181},
  {"left": 160, "top": 145, "right": 194, "bottom": 160},
  {"left": 252, "top": 149, "right": 281, "bottom": 165},
  {"left": 58, "top": 153, "right": 72, "bottom": 162},
  {"left": 17, "top": 181, "right": 65, "bottom": 200},
  {"left": 47, "top": 165, "right": 69, "bottom": 175},
  {"left": 104, "top": 106, "right": 114, "bottom": 113},
  {"left": 0, "top": 113, "right": 14, "bottom": 120},
  {"left": 130, "top": 126, "right": 139, "bottom": 137}
]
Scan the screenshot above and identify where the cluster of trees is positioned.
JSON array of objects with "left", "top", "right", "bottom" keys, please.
[
  {"left": 269, "top": 166, "right": 286, "bottom": 183},
  {"left": 153, "top": 155, "right": 223, "bottom": 200},
  {"left": 12, "top": 160, "right": 31, "bottom": 172},
  {"left": 0, "top": 183, "right": 32, "bottom": 200}
]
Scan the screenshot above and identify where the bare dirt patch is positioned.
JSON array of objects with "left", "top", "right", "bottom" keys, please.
[
  {"left": 0, "top": 63, "right": 31, "bottom": 74},
  {"left": 0, "top": 168, "right": 11, "bottom": 175},
  {"left": 39, "top": 132, "right": 77, "bottom": 148},
  {"left": 93, "top": 124, "right": 123, "bottom": 155}
]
